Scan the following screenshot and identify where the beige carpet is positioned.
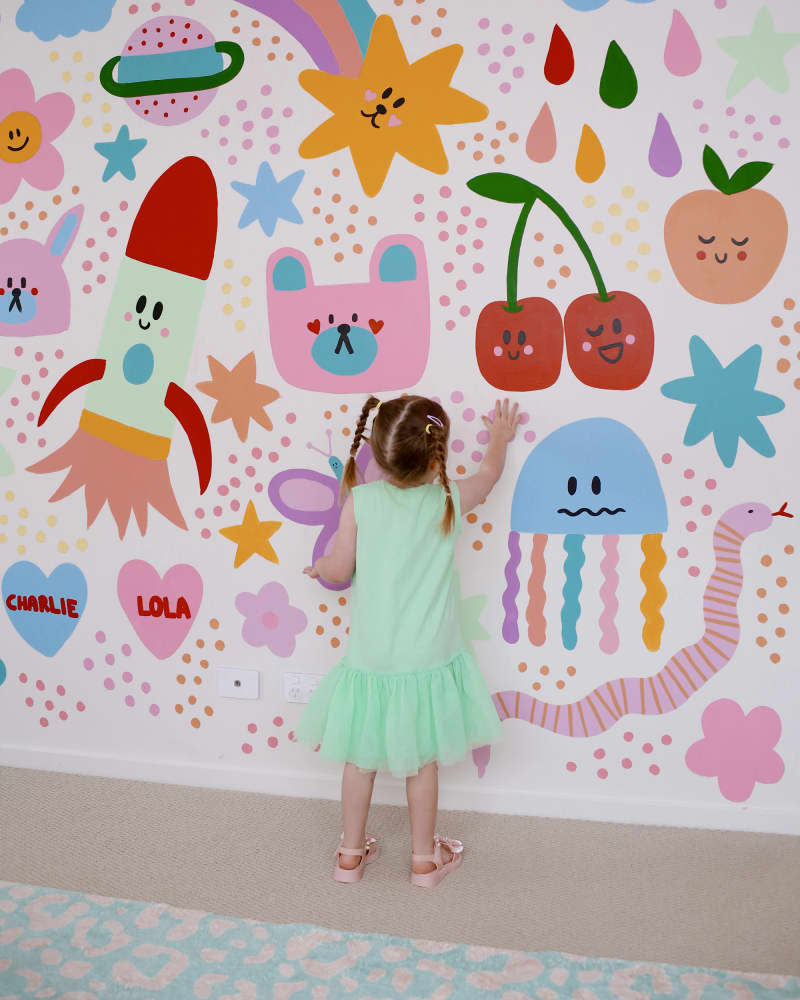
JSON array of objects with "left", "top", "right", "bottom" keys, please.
[{"left": 1, "top": 765, "right": 798, "bottom": 975}]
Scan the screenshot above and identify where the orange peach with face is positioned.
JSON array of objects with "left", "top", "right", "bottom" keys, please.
[{"left": 664, "top": 145, "right": 787, "bottom": 305}]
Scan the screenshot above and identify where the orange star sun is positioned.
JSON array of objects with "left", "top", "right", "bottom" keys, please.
[
  {"left": 298, "top": 15, "right": 488, "bottom": 197},
  {"left": 219, "top": 500, "right": 281, "bottom": 569},
  {"left": 196, "top": 352, "right": 279, "bottom": 443}
]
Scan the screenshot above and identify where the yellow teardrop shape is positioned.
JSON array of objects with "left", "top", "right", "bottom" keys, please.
[{"left": 575, "top": 124, "right": 605, "bottom": 183}]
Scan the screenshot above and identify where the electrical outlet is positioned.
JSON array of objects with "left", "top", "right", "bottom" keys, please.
[
  {"left": 216, "top": 667, "right": 260, "bottom": 700},
  {"left": 283, "top": 672, "right": 324, "bottom": 703}
]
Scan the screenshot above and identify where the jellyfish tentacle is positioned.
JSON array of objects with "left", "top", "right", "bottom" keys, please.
[
  {"left": 598, "top": 533, "right": 620, "bottom": 654},
  {"left": 561, "top": 533, "right": 585, "bottom": 650},
  {"left": 502, "top": 530, "right": 522, "bottom": 643},
  {"left": 526, "top": 533, "right": 547, "bottom": 646},
  {"left": 640, "top": 531, "right": 667, "bottom": 651}
]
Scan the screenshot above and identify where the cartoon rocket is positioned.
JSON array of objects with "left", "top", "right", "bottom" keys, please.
[{"left": 28, "top": 157, "right": 216, "bottom": 538}]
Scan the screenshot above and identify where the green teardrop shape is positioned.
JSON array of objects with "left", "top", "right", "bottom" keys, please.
[{"left": 599, "top": 40, "right": 638, "bottom": 109}]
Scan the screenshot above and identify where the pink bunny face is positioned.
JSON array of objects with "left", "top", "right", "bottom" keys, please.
[{"left": 0, "top": 205, "right": 83, "bottom": 337}]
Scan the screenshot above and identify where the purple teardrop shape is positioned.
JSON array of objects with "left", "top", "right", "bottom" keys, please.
[{"left": 648, "top": 112, "right": 682, "bottom": 177}]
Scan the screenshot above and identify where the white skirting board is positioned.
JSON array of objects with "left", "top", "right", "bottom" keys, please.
[{"left": 2, "top": 746, "right": 798, "bottom": 836}]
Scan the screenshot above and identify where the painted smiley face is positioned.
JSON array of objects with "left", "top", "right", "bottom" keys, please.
[
  {"left": 493, "top": 328, "right": 535, "bottom": 361},
  {"left": 564, "top": 291, "right": 654, "bottom": 391},
  {"left": 580, "top": 316, "right": 636, "bottom": 365},
  {"left": 361, "top": 86, "right": 405, "bottom": 129},
  {"left": 476, "top": 296, "right": 563, "bottom": 391},
  {"left": 0, "top": 111, "right": 42, "bottom": 164}
]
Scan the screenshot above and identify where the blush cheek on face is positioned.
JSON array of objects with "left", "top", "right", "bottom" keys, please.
[{"left": 582, "top": 341, "right": 591, "bottom": 352}]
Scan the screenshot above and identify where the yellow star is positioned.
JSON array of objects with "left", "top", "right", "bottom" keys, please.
[
  {"left": 219, "top": 500, "right": 280, "bottom": 569},
  {"left": 298, "top": 15, "right": 488, "bottom": 197}
]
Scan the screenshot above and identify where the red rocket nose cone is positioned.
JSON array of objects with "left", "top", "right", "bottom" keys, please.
[{"left": 126, "top": 156, "right": 217, "bottom": 280}]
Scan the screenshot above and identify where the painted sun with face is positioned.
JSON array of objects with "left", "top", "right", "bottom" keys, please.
[
  {"left": 0, "top": 69, "right": 74, "bottom": 203},
  {"left": 298, "top": 15, "right": 488, "bottom": 197}
]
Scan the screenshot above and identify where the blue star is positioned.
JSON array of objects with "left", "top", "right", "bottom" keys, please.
[
  {"left": 231, "top": 162, "right": 304, "bottom": 237},
  {"left": 661, "top": 336, "right": 784, "bottom": 468},
  {"left": 94, "top": 126, "right": 147, "bottom": 182}
]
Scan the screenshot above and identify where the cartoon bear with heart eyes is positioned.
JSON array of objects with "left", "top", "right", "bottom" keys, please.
[{"left": 266, "top": 235, "right": 429, "bottom": 392}]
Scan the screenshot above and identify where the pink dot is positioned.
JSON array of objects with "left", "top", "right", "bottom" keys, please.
[
  {"left": 689, "top": 565, "right": 700, "bottom": 577},
  {"left": 13, "top": 346, "right": 22, "bottom": 356},
  {"left": 413, "top": 193, "right": 424, "bottom": 204},
  {"left": 273, "top": 716, "right": 284, "bottom": 727},
  {"left": 248, "top": 722, "right": 257, "bottom": 733},
  {"left": 649, "top": 764, "right": 660, "bottom": 775},
  {"left": 699, "top": 124, "right": 709, "bottom": 134},
  {"left": 456, "top": 279, "right": 467, "bottom": 291},
  {"left": 201, "top": 128, "right": 210, "bottom": 137},
  {"left": 59, "top": 711, "right": 68, "bottom": 721},
  {"left": 25, "top": 697, "right": 33, "bottom": 707},
  {"left": 104, "top": 678, "right": 115, "bottom": 690},
  {"left": 261, "top": 84, "right": 272, "bottom": 96},
  {"left": 624, "top": 731, "right": 633, "bottom": 741},
  {"left": 445, "top": 320, "right": 456, "bottom": 331},
  {"left": 471, "top": 450, "right": 483, "bottom": 463},
  {"left": 141, "top": 682, "right": 150, "bottom": 693},
  {"left": 439, "top": 186, "right": 451, "bottom": 198},
  {"left": 438, "top": 230, "right": 449, "bottom": 242},
  {"left": 242, "top": 743, "right": 253, "bottom": 754},
  {"left": 436, "top": 210, "right": 448, "bottom": 223},
  {"left": 83, "top": 658, "right": 94, "bottom": 671},
  {"left": 705, "top": 479, "right": 716, "bottom": 490},
  {"left": 473, "top": 239, "right": 483, "bottom": 249},
  {"left": 701, "top": 504, "right": 712, "bottom": 516},
  {"left": 219, "top": 114, "right": 230, "bottom": 126},
  {"left": 524, "top": 430, "right": 535, "bottom": 442},
  {"left": 501, "top": 22, "right": 512, "bottom": 34},
  {"left": 36, "top": 679, "right": 45, "bottom": 691},
  {"left": 269, "top": 452, "right": 279, "bottom": 462},
  {"left": 642, "top": 742, "right": 653, "bottom": 753},
  {"left": 19, "top": 673, "right": 28, "bottom": 683},
  {"left": 686, "top": 521, "right": 697, "bottom": 532},
  {"left": 282, "top": 107, "right": 293, "bottom": 118},
  {"left": 463, "top": 408, "right": 475, "bottom": 421},
  {"left": 680, "top": 496, "right": 692, "bottom": 507},
  {"left": 582, "top": 342, "right": 591, "bottom": 352},
  {"left": 40, "top": 717, "right": 49, "bottom": 728},
  {"left": 201, "top": 528, "right": 211, "bottom": 539},
  {"left": 503, "top": 45, "right": 515, "bottom": 56},
  {"left": 729, "top": 130, "right": 738, "bottom": 139},
  {"left": 77, "top": 701, "right": 85, "bottom": 712},
  {"left": 737, "top": 148, "right": 747, "bottom": 158},
  {"left": 236, "top": 99, "right": 247, "bottom": 111},
  {"left": 100, "top": 211, "right": 110, "bottom": 222},
  {"left": 661, "top": 734, "right": 672, "bottom": 745},
  {"left": 725, "top": 106, "right": 735, "bottom": 116},
  {"left": 677, "top": 547, "right": 688, "bottom": 558},
  {"left": 488, "top": 61, "right": 500, "bottom": 73},
  {"left": 683, "top": 468, "right": 695, "bottom": 479},
  {"left": 753, "top": 132, "right": 763, "bottom": 142},
  {"left": 160, "top": 327, "right": 169, "bottom": 338},
  {"left": 597, "top": 768, "right": 608, "bottom": 779},
  {"left": 125, "top": 695, "right": 135, "bottom": 707},
  {"left": 744, "top": 114, "right": 755, "bottom": 124},
  {"left": 478, "top": 17, "right": 490, "bottom": 28},
  {"left": 622, "top": 758, "right": 632, "bottom": 769},
  {"left": 439, "top": 295, "right": 451, "bottom": 307},
  {"left": 778, "top": 138, "right": 790, "bottom": 149},
  {"left": 450, "top": 390, "right": 464, "bottom": 403},
  {"left": 512, "top": 67, "right": 524, "bottom": 79},
  {"left": 96, "top": 631, "right": 106, "bottom": 643},
  {"left": 692, "top": 99, "right": 703, "bottom": 109},
  {"left": 566, "top": 761, "right": 577, "bottom": 772},
  {"left": 105, "top": 653, "right": 115, "bottom": 666},
  {"left": 476, "top": 430, "right": 490, "bottom": 445},
  {"left": 414, "top": 212, "right": 425, "bottom": 222},
  {"left": 593, "top": 748, "right": 605, "bottom": 759},
  {"left": 478, "top": 42, "right": 490, "bottom": 55},
  {"left": 714, "top": 0, "right": 726, "bottom": 7},
  {"left": 499, "top": 82, "right": 511, "bottom": 93},
  {"left": 451, "top": 438, "right": 465, "bottom": 452},
  {"left": 769, "top": 114, "right": 781, "bottom": 125},
  {"left": 45, "top": 699, "right": 54, "bottom": 710},
  {"left": 266, "top": 125, "right": 279, "bottom": 138},
  {"left": 82, "top": 260, "right": 92, "bottom": 271},
  {"left": 523, "top": 32, "right": 534, "bottom": 43},
  {"left": 122, "top": 671, "right": 133, "bottom": 683},
  {"left": 267, "top": 736, "right": 278, "bottom": 748},
  {"left": 149, "top": 704, "right": 160, "bottom": 716}
]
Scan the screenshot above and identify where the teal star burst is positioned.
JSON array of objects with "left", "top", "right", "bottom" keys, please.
[
  {"left": 231, "top": 161, "right": 304, "bottom": 237},
  {"left": 661, "top": 336, "right": 784, "bottom": 469},
  {"left": 717, "top": 7, "right": 800, "bottom": 98},
  {"left": 94, "top": 125, "right": 146, "bottom": 182}
]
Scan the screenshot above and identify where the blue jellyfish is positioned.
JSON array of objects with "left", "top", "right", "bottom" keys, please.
[{"left": 503, "top": 418, "right": 668, "bottom": 653}]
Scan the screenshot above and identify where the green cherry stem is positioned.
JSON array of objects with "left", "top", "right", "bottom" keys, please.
[{"left": 505, "top": 199, "right": 534, "bottom": 312}]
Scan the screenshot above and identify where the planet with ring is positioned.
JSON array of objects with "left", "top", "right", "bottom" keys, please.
[{"left": 99, "top": 15, "right": 244, "bottom": 125}]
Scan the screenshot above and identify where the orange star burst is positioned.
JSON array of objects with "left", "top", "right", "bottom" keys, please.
[
  {"left": 298, "top": 15, "right": 488, "bottom": 197},
  {"left": 196, "top": 352, "right": 279, "bottom": 443},
  {"left": 219, "top": 500, "right": 281, "bottom": 568}
]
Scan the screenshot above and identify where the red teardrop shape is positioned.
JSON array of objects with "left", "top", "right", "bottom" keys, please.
[{"left": 544, "top": 24, "right": 574, "bottom": 85}]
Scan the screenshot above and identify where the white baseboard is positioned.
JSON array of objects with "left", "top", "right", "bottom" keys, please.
[{"left": 1, "top": 745, "right": 798, "bottom": 835}]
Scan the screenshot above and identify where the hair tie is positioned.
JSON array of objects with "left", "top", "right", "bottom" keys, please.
[
  {"left": 425, "top": 413, "right": 443, "bottom": 435},
  {"left": 374, "top": 401, "right": 381, "bottom": 412}
]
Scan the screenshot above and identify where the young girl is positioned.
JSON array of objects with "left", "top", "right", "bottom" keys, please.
[{"left": 298, "top": 395, "right": 520, "bottom": 887}]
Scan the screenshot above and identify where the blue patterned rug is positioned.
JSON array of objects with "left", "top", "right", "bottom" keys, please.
[{"left": 0, "top": 882, "right": 796, "bottom": 999}]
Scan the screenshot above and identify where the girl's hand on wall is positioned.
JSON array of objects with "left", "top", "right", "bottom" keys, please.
[
  {"left": 304, "top": 564, "right": 321, "bottom": 579},
  {"left": 483, "top": 398, "right": 521, "bottom": 444}
]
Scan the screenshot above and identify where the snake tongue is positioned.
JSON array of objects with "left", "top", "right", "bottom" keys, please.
[{"left": 772, "top": 501, "right": 793, "bottom": 518}]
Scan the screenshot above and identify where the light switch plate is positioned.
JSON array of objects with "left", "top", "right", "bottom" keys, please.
[
  {"left": 283, "top": 672, "right": 324, "bottom": 703},
  {"left": 216, "top": 667, "right": 260, "bottom": 700}
]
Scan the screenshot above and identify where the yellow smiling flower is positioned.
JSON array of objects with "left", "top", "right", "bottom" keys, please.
[{"left": 298, "top": 15, "right": 488, "bottom": 197}]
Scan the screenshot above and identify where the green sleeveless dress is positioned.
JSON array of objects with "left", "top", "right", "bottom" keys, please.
[{"left": 296, "top": 480, "right": 503, "bottom": 777}]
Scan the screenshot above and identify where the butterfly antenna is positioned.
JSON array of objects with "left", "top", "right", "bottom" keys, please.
[{"left": 307, "top": 429, "right": 334, "bottom": 459}]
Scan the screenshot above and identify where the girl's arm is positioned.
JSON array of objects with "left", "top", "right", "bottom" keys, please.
[
  {"left": 456, "top": 398, "right": 521, "bottom": 515},
  {"left": 304, "top": 493, "right": 357, "bottom": 583}
]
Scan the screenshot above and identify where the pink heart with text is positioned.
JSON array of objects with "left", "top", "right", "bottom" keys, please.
[{"left": 117, "top": 560, "right": 203, "bottom": 660}]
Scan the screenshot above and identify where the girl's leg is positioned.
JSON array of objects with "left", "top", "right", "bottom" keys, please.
[
  {"left": 339, "top": 763, "right": 377, "bottom": 870},
  {"left": 406, "top": 762, "right": 453, "bottom": 875}
]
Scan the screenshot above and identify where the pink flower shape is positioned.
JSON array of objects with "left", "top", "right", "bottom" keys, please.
[
  {"left": 0, "top": 68, "right": 74, "bottom": 203},
  {"left": 685, "top": 698, "right": 785, "bottom": 802},
  {"left": 235, "top": 582, "right": 307, "bottom": 657}
]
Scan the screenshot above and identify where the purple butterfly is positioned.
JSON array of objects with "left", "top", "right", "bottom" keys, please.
[{"left": 268, "top": 430, "right": 382, "bottom": 590}]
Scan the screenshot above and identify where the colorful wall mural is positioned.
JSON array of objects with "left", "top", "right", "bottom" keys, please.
[{"left": 0, "top": 0, "right": 798, "bottom": 834}]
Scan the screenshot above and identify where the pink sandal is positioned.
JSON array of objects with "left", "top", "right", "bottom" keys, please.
[
  {"left": 410, "top": 834, "right": 464, "bottom": 888},
  {"left": 333, "top": 834, "right": 379, "bottom": 883}
]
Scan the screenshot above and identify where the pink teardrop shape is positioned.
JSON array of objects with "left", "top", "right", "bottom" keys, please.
[
  {"left": 664, "top": 9, "right": 701, "bottom": 76},
  {"left": 526, "top": 102, "right": 556, "bottom": 162}
]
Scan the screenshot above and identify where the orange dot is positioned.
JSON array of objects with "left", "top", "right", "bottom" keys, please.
[
  {"left": 493, "top": 154, "right": 505, "bottom": 164},
  {"left": 353, "top": 244, "right": 363, "bottom": 254},
  {"left": 775, "top": 627, "right": 786, "bottom": 638},
  {"left": 533, "top": 232, "right": 544, "bottom": 241},
  {"left": 771, "top": 316, "right": 783, "bottom": 327},
  {"left": 540, "top": 665, "right": 549, "bottom": 675},
  {"left": 200, "top": 660, "right": 208, "bottom": 669},
  {"left": 20, "top": 221, "right": 28, "bottom": 230},
  {"left": 431, "top": 26, "right": 441, "bottom": 36},
  {"left": 757, "top": 587, "right": 767, "bottom": 598},
  {"left": 793, "top": 378, "right": 800, "bottom": 389},
  {"left": 312, "top": 206, "right": 320, "bottom": 215},
  {"left": 177, "top": 674, "right": 185, "bottom": 684},
  {"left": 346, "top": 627, "right": 350, "bottom": 634},
  {"left": 473, "top": 151, "right": 483, "bottom": 161},
  {"left": 411, "top": 14, "right": 420, "bottom": 23},
  {"left": 0, "top": 228, "right": 6, "bottom": 236},
  {"left": 472, "top": 540, "right": 483, "bottom": 551},
  {"left": 188, "top": 695, "right": 197, "bottom": 705},
  {"left": 770, "top": 653, "right": 781, "bottom": 663},
  {"left": 335, "top": 252, "right": 344, "bottom": 262},
  {"left": 368, "top": 216, "right": 377, "bottom": 225},
  {"left": 315, "top": 625, "right": 324, "bottom": 635},
  {"left": 757, "top": 613, "right": 768, "bottom": 623},
  {"left": 215, "top": 639, "right": 225, "bottom": 650},
  {"left": 332, "top": 193, "right": 341, "bottom": 203},
  {"left": 761, "top": 555, "right": 772, "bottom": 566},
  {"left": 474, "top": 132, "right": 484, "bottom": 142},
  {"left": 533, "top": 256, "right": 544, "bottom": 267},
  {"left": 324, "top": 213, "right": 333, "bottom": 224},
  {"left": 437, "top": 6, "right": 446, "bottom": 14},
  {"left": 230, "top": 7, "right": 238, "bottom": 13},
  {"left": 779, "top": 603, "right": 789, "bottom": 614},
  {"left": 556, "top": 680, "right": 565, "bottom": 690},
  {"left": 776, "top": 576, "right": 787, "bottom": 587},
  {"left": 756, "top": 636, "right": 767, "bottom": 647},
  {"left": 457, "top": 140, "right": 466, "bottom": 150},
  {"left": 456, "top": 465, "right": 466, "bottom": 475},
  {"left": 313, "top": 187, "right": 322, "bottom": 196},
  {"left": 566, "top": 666, "right": 576, "bottom": 676},
  {"left": 509, "top": 132, "right": 519, "bottom": 142},
  {"left": 191, "top": 717, "right": 201, "bottom": 729},
  {"left": 8, "top": 211, "right": 14, "bottom": 219},
  {"left": 196, "top": 638, "right": 205, "bottom": 648},
  {"left": 25, "top": 200, "right": 33, "bottom": 210},
  {"left": 346, "top": 224, "right": 355, "bottom": 234},
  {"left": 251, "top": 18, "right": 260, "bottom": 26},
  {"left": 518, "top": 661, "right": 527, "bottom": 672},
  {"left": 496, "top": 120, "right": 506, "bottom": 130},
  {"left": 784, "top": 298, "right": 795, "bottom": 310},
  {"left": 193, "top": 675, "right": 202, "bottom": 685},
  {"left": 546, "top": 279, "right": 556, "bottom": 289},
  {"left": 795, "top": 323, "right": 800, "bottom": 334},
  {"left": 553, "top": 243, "right": 564, "bottom": 254},
  {"left": 559, "top": 265, "right": 571, "bottom": 278},
  {"left": 331, "top": 637, "right": 340, "bottom": 648},
  {"left": 333, "top": 168, "right": 341, "bottom": 177},
  {"left": 182, "top": 653, "right": 191, "bottom": 663},
  {"left": 53, "top": 194, "right": 62, "bottom": 204},
  {"left": 332, "top": 615, "right": 341, "bottom": 626},
  {"left": 319, "top": 603, "right": 328, "bottom": 612},
  {"left": 532, "top": 682, "right": 541, "bottom": 691},
  {"left": 779, "top": 335, "right": 791, "bottom": 346},
  {"left": 778, "top": 359, "right": 790, "bottom": 373},
  {"left": 338, "top": 596, "right": 347, "bottom": 606},
  {"left": 209, "top": 618, "right": 219, "bottom": 629},
  {"left": 204, "top": 706, "right": 213, "bottom": 716},
  {"left": 38, "top": 210, "right": 46, "bottom": 220},
  {"left": 785, "top": 544, "right": 794, "bottom": 555},
  {"left": 466, "top": 512, "right": 478, "bottom": 523},
  {"left": 71, "top": 185, "right": 79, "bottom": 194},
  {"left": 349, "top": 204, "right": 358, "bottom": 214},
  {"left": 342, "top": 426, "right": 350, "bottom": 435},
  {"left": 234, "top": 25, "right": 243, "bottom": 35},
  {"left": 252, "top": 37, "right": 261, "bottom": 46},
  {"left": 175, "top": 704, "right": 183, "bottom": 714},
  {"left": 482, "top": 523, "right": 492, "bottom": 533},
  {"left": 490, "top": 138, "right": 500, "bottom": 149},
  {"left": 331, "top": 232, "right": 340, "bottom": 243}
]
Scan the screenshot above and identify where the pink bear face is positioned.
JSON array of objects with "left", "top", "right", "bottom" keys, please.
[
  {"left": 0, "top": 205, "right": 83, "bottom": 338},
  {"left": 266, "top": 235, "right": 429, "bottom": 392}
]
